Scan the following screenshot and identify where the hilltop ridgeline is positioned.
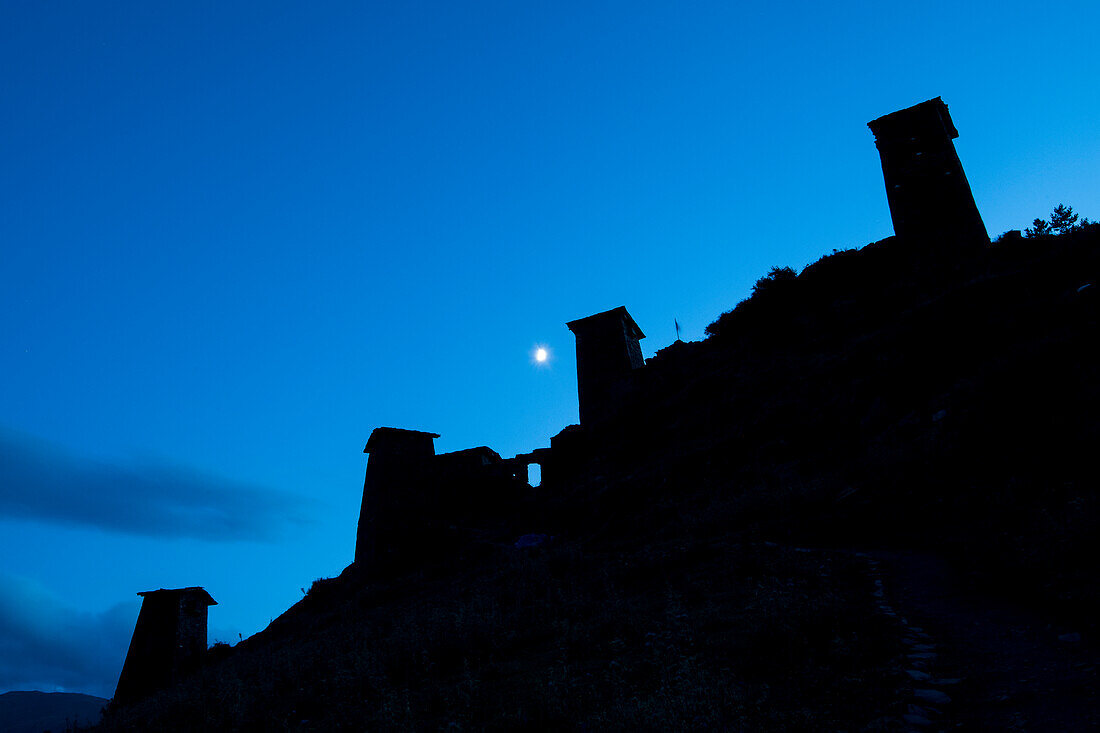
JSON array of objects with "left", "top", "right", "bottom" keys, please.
[{"left": 96, "top": 221, "right": 1100, "bottom": 730}]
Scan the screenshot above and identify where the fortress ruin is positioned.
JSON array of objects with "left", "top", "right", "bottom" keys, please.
[
  {"left": 113, "top": 95, "right": 994, "bottom": 698},
  {"left": 351, "top": 305, "right": 649, "bottom": 573},
  {"left": 350, "top": 97, "right": 992, "bottom": 571}
]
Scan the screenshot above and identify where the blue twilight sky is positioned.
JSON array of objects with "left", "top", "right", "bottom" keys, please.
[{"left": 2, "top": 1, "right": 1098, "bottom": 696}]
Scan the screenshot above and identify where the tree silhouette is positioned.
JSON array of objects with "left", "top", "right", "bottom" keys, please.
[
  {"left": 1025, "top": 217, "right": 1052, "bottom": 238},
  {"left": 1025, "top": 203, "right": 1090, "bottom": 237},
  {"left": 1049, "top": 204, "right": 1079, "bottom": 234}
]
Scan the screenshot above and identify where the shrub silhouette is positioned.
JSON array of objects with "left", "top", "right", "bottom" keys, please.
[
  {"left": 704, "top": 265, "right": 800, "bottom": 338},
  {"left": 751, "top": 265, "right": 798, "bottom": 296},
  {"left": 1025, "top": 217, "right": 1052, "bottom": 238}
]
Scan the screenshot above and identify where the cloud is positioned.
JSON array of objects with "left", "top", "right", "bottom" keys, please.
[
  {"left": 0, "top": 572, "right": 137, "bottom": 698},
  {"left": 0, "top": 429, "right": 310, "bottom": 541}
]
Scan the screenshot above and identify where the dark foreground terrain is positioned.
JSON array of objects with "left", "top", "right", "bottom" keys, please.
[{"left": 95, "top": 225, "right": 1100, "bottom": 730}]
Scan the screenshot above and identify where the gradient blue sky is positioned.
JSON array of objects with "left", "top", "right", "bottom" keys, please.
[{"left": 2, "top": 1, "right": 1098, "bottom": 696}]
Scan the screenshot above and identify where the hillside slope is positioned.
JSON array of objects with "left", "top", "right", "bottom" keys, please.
[{"left": 95, "top": 226, "right": 1100, "bottom": 730}]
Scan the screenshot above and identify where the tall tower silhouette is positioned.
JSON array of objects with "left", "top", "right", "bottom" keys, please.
[
  {"left": 114, "top": 587, "right": 216, "bottom": 704},
  {"left": 354, "top": 427, "right": 439, "bottom": 568},
  {"left": 566, "top": 306, "right": 646, "bottom": 427},
  {"left": 868, "top": 97, "right": 988, "bottom": 246}
]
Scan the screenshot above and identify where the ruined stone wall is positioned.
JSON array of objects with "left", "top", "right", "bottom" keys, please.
[
  {"left": 177, "top": 593, "right": 208, "bottom": 669},
  {"left": 624, "top": 321, "right": 645, "bottom": 370}
]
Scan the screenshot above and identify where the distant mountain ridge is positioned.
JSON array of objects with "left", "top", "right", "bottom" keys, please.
[{"left": 0, "top": 691, "right": 106, "bottom": 733}]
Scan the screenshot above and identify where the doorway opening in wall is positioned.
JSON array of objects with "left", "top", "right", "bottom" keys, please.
[{"left": 529, "top": 464, "right": 542, "bottom": 487}]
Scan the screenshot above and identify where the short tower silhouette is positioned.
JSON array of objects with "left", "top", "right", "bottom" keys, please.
[
  {"left": 354, "top": 427, "right": 439, "bottom": 567},
  {"left": 567, "top": 306, "right": 646, "bottom": 427},
  {"left": 114, "top": 587, "right": 216, "bottom": 704},
  {"left": 868, "top": 97, "right": 988, "bottom": 245}
]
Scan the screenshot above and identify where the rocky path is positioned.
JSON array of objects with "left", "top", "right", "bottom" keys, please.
[{"left": 867, "top": 550, "right": 1098, "bottom": 731}]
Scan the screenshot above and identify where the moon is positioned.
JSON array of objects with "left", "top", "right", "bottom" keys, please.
[{"left": 535, "top": 347, "right": 548, "bottom": 363}]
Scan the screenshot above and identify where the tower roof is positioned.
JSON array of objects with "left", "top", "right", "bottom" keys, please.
[
  {"left": 364, "top": 427, "right": 441, "bottom": 453},
  {"left": 566, "top": 306, "right": 645, "bottom": 340},
  {"left": 867, "top": 96, "right": 958, "bottom": 141},
  {"left": 137, "top": 587, "right": 217, "bottom": 605}
]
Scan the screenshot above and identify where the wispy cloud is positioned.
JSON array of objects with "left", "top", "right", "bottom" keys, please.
[
  {"left": 0, "top": 572, "right": 137, "bottom": 698},
  {"left": 0, "top": 429, "right": 309, "bottom": 540}
]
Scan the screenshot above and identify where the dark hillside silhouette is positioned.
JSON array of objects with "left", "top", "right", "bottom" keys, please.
[{"left": 95, "top": 99, "right": 1100, "bottom": 730}]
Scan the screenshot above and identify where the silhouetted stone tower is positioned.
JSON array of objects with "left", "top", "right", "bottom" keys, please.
[
  {"left": 113, "top": 587, "right": 216, "bottom": 704},
  {"left": 354, "top": 427, "right": 439, "bottom": 567},
  {"left": 868, "top": 97, "right": 988, "bottom": 246},
  {"left": 566, "top": 306, "right": 645, "bottom": 427}
]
